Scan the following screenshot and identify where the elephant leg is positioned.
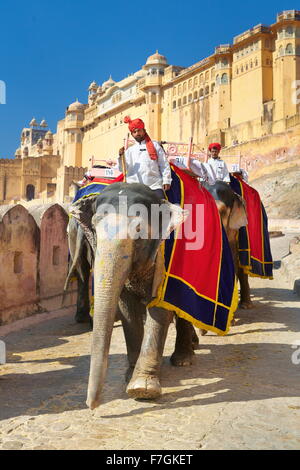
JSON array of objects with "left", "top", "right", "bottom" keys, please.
[
  {"left": 126, "top": 306, "right": 172, "bottom": 399},
  {"left": 119, "top": 288, "right": 145, "bottom": 383},
  {"left": 238, "top": 267, "right": 253, "bottom": 309},
  {"left": 75, "top": 262, "right": 91, "bottom": 324},
  {"left": 170, "top": 316, "right": 195, "bottom": 366}
]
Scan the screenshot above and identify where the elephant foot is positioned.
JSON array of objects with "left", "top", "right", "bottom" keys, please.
[
  {"left": 200, "top": 329, "right": 208, "bottom": 336},
  {"left": 239, "top": 300, "right": 254, "bottom": 309},
  {"left": 170, "top": 349, "right": 194, "bottom": 367},
  {"left": 126, "top": 375, "right": 161, "bottom": 400}
]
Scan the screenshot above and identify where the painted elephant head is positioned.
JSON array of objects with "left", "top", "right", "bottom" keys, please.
[{"left": 69, "top": 182, "right": 188, "bottom": 409}]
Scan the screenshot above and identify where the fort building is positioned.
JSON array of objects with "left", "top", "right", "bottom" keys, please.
[{"left": 1, "top": 10, "right": 300, "bottom": 204}]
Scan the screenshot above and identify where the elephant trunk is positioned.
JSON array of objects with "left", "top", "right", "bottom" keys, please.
[{"left": 86, "top": 236, "right": 133, "bottom": 410}]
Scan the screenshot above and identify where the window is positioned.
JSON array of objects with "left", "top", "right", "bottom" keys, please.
[
  {"left": 178, "top": 98, "right": 181, "bottom": 106},
  {"left": 183, "top": 82, "right": 187, "bottom": 92},
  {"left": 205, "top": 71, "right": 209, "bottom": 81},
  {"left": 188, "top": 93, "right": 193, "bottom": 102},
  {"left": 188, "top": 79, "right": 192, "bottom": 89},
  {"left": 200, "top": 74, "right": 204, "bottom": 84},
  {"left": 236, "top": 67, "right": 239, "bottom": 75},
  {"left": 205, "top": 86, "right": 209, "bottom": 95},
  {"left": 173, "top": 100, "right": 176, "bottom": 109},
  {"left": 26, "top": 184, "right": 35, "bottom": 201},
  {"left": 194, "top": 91, "right": 198, "bottom": 99},
  {"left": 194, "top": 76, "right": 198, "bottom": 87},
  {"left": 278, "top": 45, "right": 284, "bottom": 56},
  {"left": 199, "top": 88, "right": 204, "bottom": 97},
  {"left": 211, "top": 83, "right": 215, "bottom": 92},
  {"left": 286, "top": 43, "right": 294, "bottom": 55},
  {"left": 52, "top": 246, "right": 60, "bottom": 266},
  {"left": 221, "top": 73, "right": 228, "bottom": 84},
  {"left": 183, "top": 96, "right": 187, "bottom": 105},
  {"left": 14, "top": 252, "right": 23, "bottom": 274},
  {"left": 173, "top": 87, "right": 177, "bottom": 96},
  {"left": 285, "top": 26, "right": 293, "bottom": 37},
  {"left": 216, "top": 74, "right": 220, "bottom": 85}
]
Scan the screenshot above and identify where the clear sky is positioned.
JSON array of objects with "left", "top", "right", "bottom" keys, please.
[{"left": 0, "top": 0, "right": 296, "bottom": 157}]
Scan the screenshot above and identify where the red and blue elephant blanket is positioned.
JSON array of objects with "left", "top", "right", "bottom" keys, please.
[{"left": 229, "top": 174, "right": 273, "bottom": 280}]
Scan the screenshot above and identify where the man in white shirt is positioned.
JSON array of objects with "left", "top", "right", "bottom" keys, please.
[
  {"left": 106, "top": 116, "right": 172, "bottom": 199},
  {"left": 168, "top": 156, "right": 216, "bottom": 185},
  {"left": 207, "top": 143, "right": 230, "bottom": 183}
]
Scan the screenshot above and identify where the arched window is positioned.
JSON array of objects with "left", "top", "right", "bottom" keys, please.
[
  {"left": 236, "top": 67, "right": 239, "bottom": 75},
  {"left": 205, "top": 71, "right": 209, "bottom": 81},
  {"left": 178, "top": 98, "right": 181, "bottom": 107},
  {"left": 194, "top": 77, "right": 198, "bottom": 87},
  {"left": 188, "top": 93, "right": 193, "bottom": 102},
  {"left": 221, "top": 58, "right": 228, "bottom": 67},
  {"left": 278, "top": 45, "right": 284, "bottom": 56},
  {"left": 173, "top": 87, "right": 177, "bottom": 96},
  {"left": 221, "top": 73, "right": 228, "bottom": 84},
  {"left": 286, "top": 43, "right": 294, "bottom": 55},
  {"left": 245, "top": 63, "right": 248, "bottom": 71},
  {"left": 211, "top": 83, "right": 215, "bottom": 93},
  {"left": 183, "top": 82, "right": 187, "bottom": 92},
  {"left": 188, "top": 79, "right": 192, "bottom": 89},
  {"left": 200, "top": 74, "right": 204, "bottom": 84},
  {"left": 173, "top": 100, "right": 176, "bottom": 109},
  {"left": 199, "top": 88, "right": 204, "bottom": 97},
  {"left": 285, "top": 26, "right": 293, "bottom": 37},
  {"left": 26, "top": 184, "right": 35, "bottom": 201},
  {"left": 216, "top": 74, "right": 220, "bottom": 85},
  {"left": 183, "top": 96, "right": 187, "bottom": 105},
  {"left": 205, "top": 86, "right": 209, "bottom": 95},
  {"left": 194, "top": 91, "right": 198, "bottom": 99},
  {"left": 255, "top": 58, "right": 258, "bottom": 66}
]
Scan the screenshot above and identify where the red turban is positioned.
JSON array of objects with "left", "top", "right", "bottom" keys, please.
[
  {"left": 208, "top": 142, "right": 221, "bottom": 152},
  {"left": 124, "top": 116, "right": 158, "bottom": 160}
]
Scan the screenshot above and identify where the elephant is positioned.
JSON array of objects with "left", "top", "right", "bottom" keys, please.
[{"left": 67, "top": 182, "right": 189, "bottom": 409}]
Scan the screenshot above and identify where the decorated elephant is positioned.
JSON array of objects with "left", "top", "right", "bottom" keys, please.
[{"left": 67, "top": 182, "right": 188, "bottom": 409}]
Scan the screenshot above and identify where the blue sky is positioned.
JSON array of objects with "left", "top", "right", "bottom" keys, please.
[{"left": 0, "top": 0, "right": 296, "bottom": 157}]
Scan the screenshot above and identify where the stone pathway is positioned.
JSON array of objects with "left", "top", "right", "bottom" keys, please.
[{"left": 0, "top": 240, "right": 300, "bottom": 450}]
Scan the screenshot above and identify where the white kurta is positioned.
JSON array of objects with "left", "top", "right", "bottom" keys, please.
[
  {"left": 117, "top": 140, "right": 172, "bottom": 190},
  {"left": 169, "top": 156, "right": 216, "bottom": 185},
  {"left": 208, "top": 157, "right": 230, "bottom": 182}
]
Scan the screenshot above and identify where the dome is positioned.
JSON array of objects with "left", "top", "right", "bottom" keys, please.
[
  {"left": 40, "top": 119, "right": 48, "bottom": 128},
  {"left": 29, "top": 118, "right": 38, "bottom": 127},
  {"left": 102, "top": 76, "right": 116, "bottom": 90},
  {"left": 68, "top": 99, "right": 85, "bottom": 112},
  {"left": 88, "top": 81, "right": 98, "bottom": 91},
  {"left": 146, "top": 50, "right": 168, "bottom": 66}
]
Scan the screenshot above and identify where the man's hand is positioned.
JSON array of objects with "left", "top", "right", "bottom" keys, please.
[
  {"left": 163, "top": 184, "right": 171, "bottom": 191},
  {"left": 119, "top": 146, "right": 125, "bottom": 157},
  {"left": 106, "top": 159, "right": 115, "bottom": 167}
]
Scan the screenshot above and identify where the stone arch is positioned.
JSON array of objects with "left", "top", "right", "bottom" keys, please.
[
  {"left": 0, "top": 204, "right": 39, "bottom": 324},
  {"left": 285, "top": 43, "right": 294, "bottom": 55}
]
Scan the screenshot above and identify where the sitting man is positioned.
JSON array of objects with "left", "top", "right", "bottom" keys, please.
[
  {"left": 106, "top": 116, "right": 172, "bottom": 199},
  {"left": 207, "top": 142, "right": 230, "bottom": 183}
]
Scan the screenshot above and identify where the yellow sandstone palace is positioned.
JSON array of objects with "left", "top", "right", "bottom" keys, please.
[{"left": 1, "top": 10, "right": 300, "bottom": 204}]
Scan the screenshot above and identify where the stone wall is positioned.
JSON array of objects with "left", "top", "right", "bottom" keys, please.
[{"left": 0, "top": 203, "right": 77, "bottom": 325}]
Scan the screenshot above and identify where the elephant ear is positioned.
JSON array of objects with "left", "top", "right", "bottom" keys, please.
[{"left": 69, "top": 195, "right": 99, "bottom": 252}]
